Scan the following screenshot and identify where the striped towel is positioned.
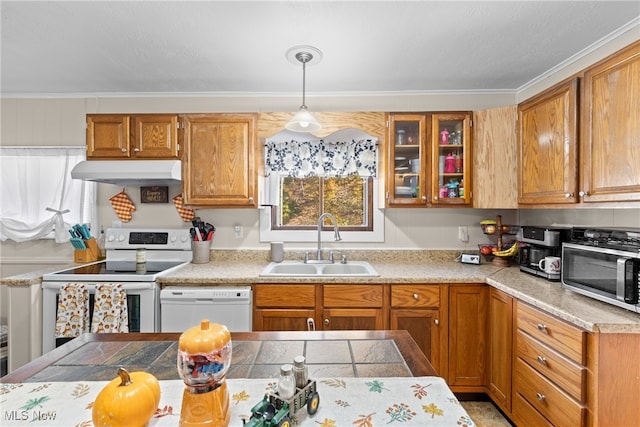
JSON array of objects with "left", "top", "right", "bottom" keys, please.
[
  {"left": 55, "top": 284, "right": 90, "bottom": 338},
  {"left": 91, "top": 284, "right": 129, "bottom": 333}
]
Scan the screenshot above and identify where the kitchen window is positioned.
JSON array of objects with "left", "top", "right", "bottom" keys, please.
[
  {"left": 259, "top": 129, "right": 383, "bottom": 243},
  {"left": 0, "top": 146, "right": 96, "bottom": 243},
  {"left": 271, "top": 175, "right": 373, "bottom": 231}
]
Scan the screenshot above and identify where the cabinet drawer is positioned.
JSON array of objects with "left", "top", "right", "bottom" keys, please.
[
  {"left": 516, "top": 302, "right": 585, "bottom": 364},
  {"left": 391, "top": 285, "right": 439, "bottom": 308},
  {"left": 513, "top": 392, "right": 554, "bottom": 427},
  {"left": 254, "top": 285, "right": 315, "bottom": 307},
  {"left": 324, "top": 285, "right": 383, "bottom": 307},
  {"left": 514, "top": 357, "right": 586, "bottom": 427},
  {"left": 516, "top": 329, "right": 586, "bottom": 402}
]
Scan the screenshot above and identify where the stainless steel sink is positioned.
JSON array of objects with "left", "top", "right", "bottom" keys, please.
[{"left": 260, "top": 261, "right": 379, "bottom": 277}]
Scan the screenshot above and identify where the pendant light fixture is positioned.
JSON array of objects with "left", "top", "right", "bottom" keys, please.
[{"left": 285, "top": 45, "right": 322, "bottom": 133}]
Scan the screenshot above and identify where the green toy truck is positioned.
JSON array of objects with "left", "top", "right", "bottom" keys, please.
[{"left": 243, "top": 379, "right": 320, "bottom": 427}]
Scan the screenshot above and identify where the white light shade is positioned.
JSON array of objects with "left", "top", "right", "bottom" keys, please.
[{"left": 285, "top": 106, "right": 322, "bottom": 132}]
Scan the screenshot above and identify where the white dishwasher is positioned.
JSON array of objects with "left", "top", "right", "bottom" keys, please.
[{"left": 160, "top": 287, "right": 252, "bottom": 332}]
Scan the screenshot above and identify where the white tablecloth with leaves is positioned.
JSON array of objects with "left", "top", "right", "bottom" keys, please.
[{"left": 0, "top": 376, "right": 475, "bottom": 426}]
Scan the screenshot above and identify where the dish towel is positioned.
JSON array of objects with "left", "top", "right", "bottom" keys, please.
[
  {"left": 91, "top": 284, "right": 129, "bottom": 333},
  {"left": 54, "top": 284, "right": 90, "bottom": 338}
]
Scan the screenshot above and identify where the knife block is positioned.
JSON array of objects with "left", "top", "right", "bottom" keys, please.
[{"left": 74, "top": 238, "right": 99, "bottom": 263}]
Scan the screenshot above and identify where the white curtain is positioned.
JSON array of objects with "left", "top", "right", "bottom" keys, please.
[{"left": 0, "top": 147, "right": 96, "bottom": 243}]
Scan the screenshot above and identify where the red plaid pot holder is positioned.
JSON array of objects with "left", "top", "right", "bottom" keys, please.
[
  {"left": 173, "top": 193, "right": 195, "bottom": 222},
  {"left": 109, "top": 190, "right": 136, "bottom": 222}
]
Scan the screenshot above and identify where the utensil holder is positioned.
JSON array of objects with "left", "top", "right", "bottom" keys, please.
[{"left": 191, "top": 240, "right": 212, "bottom": 264}]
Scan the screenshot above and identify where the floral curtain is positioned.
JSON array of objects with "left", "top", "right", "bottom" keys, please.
[{"left": 265, "top": 137, "right": 377, "bottom": 178}]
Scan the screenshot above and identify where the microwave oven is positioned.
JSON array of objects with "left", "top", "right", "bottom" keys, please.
[{"left": 561, "top": 227, "right": 640, "bottom": 313}]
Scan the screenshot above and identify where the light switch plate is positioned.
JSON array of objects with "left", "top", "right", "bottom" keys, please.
[{"left": 461, "top": 253, "right": 480, "bottom": 264}]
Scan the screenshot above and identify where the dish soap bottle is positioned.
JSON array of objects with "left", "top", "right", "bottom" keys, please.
[{"left": 96, "top": 227, "right": 106, "bottom": 259}]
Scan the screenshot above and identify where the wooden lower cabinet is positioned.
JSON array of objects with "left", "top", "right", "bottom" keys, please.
[
  {"left": 513, "top": 301, "right": 587, "bottom": 427},
  {"left": 448, "top": 284, "right": 488, "bottom": 391},
  {"left": 322, "top": 284, "right": 385, "bottom": 330},
  {"left": 390, "top": 284, "right": 446, "bottom": 376},
  {"left": 253, "top": 282, "right": 639, "bottom": 426},
  {"left": 487, "top": 288, "right": 513, "bottom": 413},
  {"left": 253, "top": 284, "right": 317, "bottom": 331}
]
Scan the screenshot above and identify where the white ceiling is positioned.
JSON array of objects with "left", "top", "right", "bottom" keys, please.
[{"left": 1, "top": 1, "right": 639, "bottom": 97}]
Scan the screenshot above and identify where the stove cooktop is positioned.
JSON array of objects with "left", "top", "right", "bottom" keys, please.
[{"left": 43, "top": 260, "right": 189, "bottom": 282}]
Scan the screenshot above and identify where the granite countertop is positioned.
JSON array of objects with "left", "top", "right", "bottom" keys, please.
[{"left": 3, "top": 250, "right": 639, "bottom": 333}]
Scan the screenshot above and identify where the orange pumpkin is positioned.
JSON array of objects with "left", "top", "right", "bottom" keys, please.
[{"left": 92, "top": 367, "right": 161, "bottom": 427}]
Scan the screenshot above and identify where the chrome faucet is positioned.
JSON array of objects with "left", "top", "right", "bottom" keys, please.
[{"left": 307, "top": 213, "right": 342, "bottom": 263}]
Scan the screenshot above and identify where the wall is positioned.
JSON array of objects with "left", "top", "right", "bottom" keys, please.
[{"left": 2, "top": 32, "right": 639, "bottom": 279}]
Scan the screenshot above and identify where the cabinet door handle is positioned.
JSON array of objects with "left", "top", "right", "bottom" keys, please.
[
  {"left": 537, "top": 323, "right": 548, "bottom": 333},
  {"left": 248, "top": 197, "right": 254, "bottom": 203},
  {"left": 579, "top": 191, "right": 588, "bottom": 197},
  {"left": 307, "top": 318, "right": 315, "bottom": 331},
  {"left": 434, "top": 318, "right": 439, "bottom": 325},
  {"left": 537, "top": 355, "right": 547, "bottom": 365},
  {"left": 323, "top": 318, "right": 330, "bottom": 326},
  {"left": 413, "top": 293, "right": 419, "bottom": 300},
  {"left": 434, "top": 196, "right": 439, "bottom": 201},
  {"left": 564, "top": 193, "right": 574, "bottom": 198},
  {"left": 421, "top": 195, "right": 427, "bottom": 200},
  {"left": 120, "top": 148, "right": 128, "bottom": 153},
  {"left": 536, "top": 393, "right": 546, "bottom": 401},
  {"left": 133, "top": 148, "right": 140, "bottom": 152}
]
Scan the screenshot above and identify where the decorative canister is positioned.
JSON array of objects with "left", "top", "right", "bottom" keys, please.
[
  {"left": 440, "top": 128, "right": 450, "bottom": 145},
  {"left": 444, "top": 153, "right": 456, "bottom": 173}
]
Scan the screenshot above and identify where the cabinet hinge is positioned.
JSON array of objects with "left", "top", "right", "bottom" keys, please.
[
  {"left": 386, "top": 120, "right": 389, "bottom": 128},
  {"left": 385, "top": 191, "right": 389, "bottom": 199},
  {"left": 469, "top": 119, "right": 473, "bottom": 128}
]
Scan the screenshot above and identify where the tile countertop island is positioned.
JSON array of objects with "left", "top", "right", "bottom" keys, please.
[{"left": 0, "top": 331, "right": 480, "bottom": 426}]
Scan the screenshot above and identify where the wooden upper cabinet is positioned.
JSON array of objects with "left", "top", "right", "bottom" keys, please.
[
  {"left": 86, "top": 114, "right": 179, "bottom": 159},
  {"left": 580, "top": 40, "right": 640, "bottom": 203},
  {"left": 86, "top": 114, "right": 130, "bottom": 158},
  {"left": 181, "top": 113, "right": 257, "bottom": 208},
  {"left": 386, "top": 113, "right": 429, "bottom": 206},
  {"left": 431, "top": 113, "right": 473, "bottom": 206},
  {"left": 131, "top": 114, "right": 179, "bottom": 158},
  {"left": 518, "top": 78, "right": 579, "bottom": 204},
  {"left": 473, "top": 106, "right": 518, "bottom": 208}
]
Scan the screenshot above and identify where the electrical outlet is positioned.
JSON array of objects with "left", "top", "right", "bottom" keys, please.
[
  {"left": 458, "top": 226, "right": 469, "bottom": 242},
  {"left": 234, "top": 225, "right": 243, "bottom": 238}
]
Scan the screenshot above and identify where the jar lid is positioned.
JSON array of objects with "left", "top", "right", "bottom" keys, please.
[
  {"left": 396, "top": 129, "right": 405, "bottom": 134},
  {"left": 280, "top": 363, "right": 293, "bottom": 375},
  {"left": 294, "top": 355, "right": 306, "bottom": 366},
  {"left": 178, "top": 319, "right": 231, "bottom": 354}
]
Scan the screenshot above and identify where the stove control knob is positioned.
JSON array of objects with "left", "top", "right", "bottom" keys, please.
[
  {"left": 118, "top": 234, "right": 126, "bottom": 242},
  {"left": 181, "top": 234, "right": 189, "bottom": 242},
  {"left": 170, "top": 235, "right": 177, "bottom": 243},
  {"left": 107, "top": 234, "right": 115, "bottom": 242}
]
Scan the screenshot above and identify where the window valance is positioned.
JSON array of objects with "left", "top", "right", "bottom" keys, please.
[{"left": 265, "top": 129, "right": 378, "bottom": 178}]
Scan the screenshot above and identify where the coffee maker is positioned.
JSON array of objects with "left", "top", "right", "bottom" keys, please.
[{"left": 519, "top": 226, "right": 571, "bottom": 281}]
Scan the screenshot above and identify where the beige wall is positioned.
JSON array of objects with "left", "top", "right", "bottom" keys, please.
[{"left": 2, "top": 33, "right": 639, "bottom": 280}]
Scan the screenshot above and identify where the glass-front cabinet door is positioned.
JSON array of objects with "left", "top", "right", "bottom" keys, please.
[
  {"left": 387, "top": 114, "right": 428, "bottom": 206},
  {"left": 431, "top": 113, "right": 472, "bottom": 205}
]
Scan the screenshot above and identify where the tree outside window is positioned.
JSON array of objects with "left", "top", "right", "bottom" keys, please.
[{"left": 272, "top": 175, "right": 372, "bottom": 231}]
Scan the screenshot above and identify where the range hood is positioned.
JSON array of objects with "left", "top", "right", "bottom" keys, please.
[{"left": 71, "top": 160, "right": 182, "bottom": 186}]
